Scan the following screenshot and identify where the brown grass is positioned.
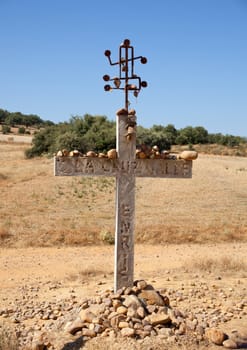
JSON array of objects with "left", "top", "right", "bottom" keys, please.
[
  {"left": 0, "top": 143, "right": 246, "bottom": 247},
  {"left": 172, "top": 143, "right": 247, "bottom": 157},
  {"left": 66, "top": 266, "right": 112, "bottom": 282},
  {"left": 0, "top": 226, "right": 12, "bottom": 241},
  {"left": 185, "top": 256, "right": 247, "bottom": 274}
]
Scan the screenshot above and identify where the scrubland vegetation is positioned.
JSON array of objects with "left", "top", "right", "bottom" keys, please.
[{"left": 1, "top": 108, "right": 246, "bottom": 158}]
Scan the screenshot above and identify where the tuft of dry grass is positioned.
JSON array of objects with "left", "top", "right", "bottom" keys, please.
[
  {"left": 0, "top": 226, "right": 12, "bottom": 241},
  {"left": 66, "top": 265, "right": 113, "bottom": 283},
  {"left": 186, "top": 256, "right": 247, "bottom": 273},
  {"left": 0, "top": 173, "right": 8, "bottom": 180}
]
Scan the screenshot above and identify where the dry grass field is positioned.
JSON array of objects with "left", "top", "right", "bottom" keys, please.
[
  {"left": 0, "top": 142, "right": 247, "bottom": 350},
  {"left": 0, "top": 142, "right": 246, "bottom": 247}
]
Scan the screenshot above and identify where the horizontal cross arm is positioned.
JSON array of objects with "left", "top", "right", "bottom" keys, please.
[{"left": 54, "top": 157, "right": 192, "bottom": 178}]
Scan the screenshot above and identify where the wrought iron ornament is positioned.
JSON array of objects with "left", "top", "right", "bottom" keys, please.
[{"left": 103, "top": 39, "right": 147, "bottom": 113}]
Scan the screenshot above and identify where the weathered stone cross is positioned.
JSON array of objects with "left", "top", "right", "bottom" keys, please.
[{"left": 54, "top": 39, "right": 193, "bottom": 292}]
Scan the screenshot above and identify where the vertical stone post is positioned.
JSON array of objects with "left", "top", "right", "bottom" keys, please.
[{"left": 114, "top": 109, "right": 136, "bottom": 291}]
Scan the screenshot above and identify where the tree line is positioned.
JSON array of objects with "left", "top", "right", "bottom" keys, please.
[
  {"left": 0, "top": 108, "right": 53, "bottom": 128},
  {"left": 24, "top": 114, "right": 246, "bottom": 158}
]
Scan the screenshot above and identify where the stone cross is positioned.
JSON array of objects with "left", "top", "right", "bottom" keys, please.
[{"left": 54, "top": 40, "right": 193, "bottom": 292}]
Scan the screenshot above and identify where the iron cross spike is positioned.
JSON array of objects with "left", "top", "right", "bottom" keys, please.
[{"left": 103, "top": 39, "right": 148, "bottom": 113}]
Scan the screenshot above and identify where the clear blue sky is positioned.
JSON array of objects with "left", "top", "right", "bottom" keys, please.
[{"left": 1, "top": 0, "right": 246, "bottom": 136}]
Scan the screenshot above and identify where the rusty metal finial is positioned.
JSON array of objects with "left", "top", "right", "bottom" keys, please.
[{"left": 103, "top": 39, "right": 147, "bottom": 113}]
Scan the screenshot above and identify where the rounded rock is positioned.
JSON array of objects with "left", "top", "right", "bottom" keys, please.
[
  {"left": 206, "top": 328, "right": 227, "bottom": 345},
  {"left": 107, "top": 149, "right": 117, "bottom": 159},
  {"left": 223, "top": 339, "right": 238, "bottom": 349},
  {"left": 116, "top": 306, "right": 127, "bottom": 315},
  {"left": 121, "top": 327, "right": 135, "bottom": 337}
]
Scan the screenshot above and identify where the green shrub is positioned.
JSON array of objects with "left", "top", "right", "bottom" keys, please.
[
  {"left": 18, "top": 127, "right": 26, "bottom": 134},
  {"left": 1, "top": 125, "right": 11, "bottom": 134},
  {"left": 101, "top": 230, "right": 115, "bottom": 245}
]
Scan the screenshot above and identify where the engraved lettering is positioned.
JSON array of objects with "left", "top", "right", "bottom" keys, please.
[
  {"left": 85, "top": 160, "right": 94, "bottom": 173},
  {"left": 121, "top": 253, "right": 128, "bottom": 275},
  {"left": 55, "top": 157, "right": 191, "bottom": 178}
]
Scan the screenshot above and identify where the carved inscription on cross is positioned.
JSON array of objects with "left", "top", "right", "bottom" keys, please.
[
  {"left": 54, "top": 109, "right": 192, "bottom": 291},
  {"left": 54, "top": 39, "right": 193, "bottom": 292}
]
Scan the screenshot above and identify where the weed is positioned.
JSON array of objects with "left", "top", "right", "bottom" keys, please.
[
  {"left": 66, "top": 266, "right": 110, "bottom": 282},
  {"left": 237, "top": 167, "right": 246, "bottom": 172},
  {"left": 0, "top": 227, "right": 11, "bottom": 241},
  {"left": 188, "top": 143, "right": 195, "bottom": 150},
  {"left": 186, "top": 256, "right": 247, "bottom": 273},
  {"left": 100, "top": 230, "right": 115, "bottom": 245},
  {"left": 0, "top": 173, "right": 7, "bottom": 180}
]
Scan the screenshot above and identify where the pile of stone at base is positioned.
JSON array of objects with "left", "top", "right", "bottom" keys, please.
[{"left": 31, "top": 280, "right": 247, "bottom": 350}]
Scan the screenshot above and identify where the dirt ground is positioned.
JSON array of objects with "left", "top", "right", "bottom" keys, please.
[
  {"left": 0, "top": 243, "right": 246, "bottom": 303},
  {"left": 0, "top": 243, "right": 246, "bottom": 349}
]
